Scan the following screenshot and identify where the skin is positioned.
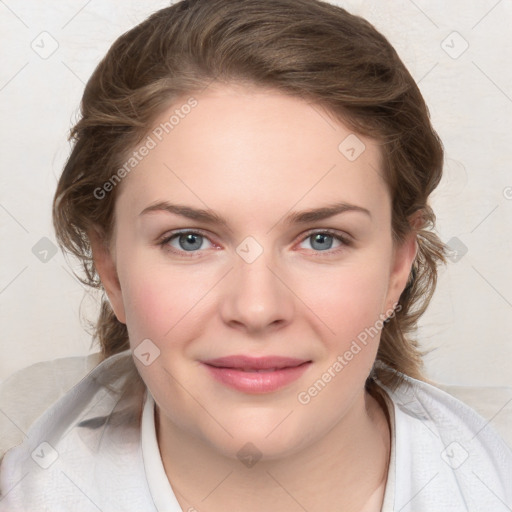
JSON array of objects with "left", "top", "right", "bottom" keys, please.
[{"left": 90, "top": 83, "right": 418, "bottom": 511}]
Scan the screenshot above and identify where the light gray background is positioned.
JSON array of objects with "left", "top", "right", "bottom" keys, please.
[{"left": 1, "top": 0, "right": 511, "bottom": 386}]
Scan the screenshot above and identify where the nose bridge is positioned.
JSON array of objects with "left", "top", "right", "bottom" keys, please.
[{"left": 220, "top": 234, "right": 293, "bottom": 331}]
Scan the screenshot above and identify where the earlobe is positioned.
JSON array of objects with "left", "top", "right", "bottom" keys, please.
[{"left": 88, "top": 227, "right": 127, "bottom": 324}]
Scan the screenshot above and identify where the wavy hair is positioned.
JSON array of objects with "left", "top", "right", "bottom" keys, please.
[{"left": 52, "top": 0, "right": 447, "bottom": 396}]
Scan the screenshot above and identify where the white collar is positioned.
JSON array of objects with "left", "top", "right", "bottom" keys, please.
[{"left": 141, "top": 389, "right": 183, "bottom": 512}]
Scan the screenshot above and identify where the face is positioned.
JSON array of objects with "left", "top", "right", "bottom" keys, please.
[{"left": 91, "top": 83, "right": 416, "bottom": 460}]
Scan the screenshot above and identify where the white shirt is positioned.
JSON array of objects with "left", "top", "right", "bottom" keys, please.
[
  {"left": 1, "top": 349, "right": 511, "bottom": 511},
  {"left": 141, "top": 389, "right": 182, "bottom": 511}
]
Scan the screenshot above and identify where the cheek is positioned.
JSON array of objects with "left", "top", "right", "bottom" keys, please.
[
  {"left": 292, "top": 265, "right": 390, "bottom": 421},
  {"left": 117, "top": 230, "right": 393, "bottom": 355},
  {"left": 300, "top": 261, "right": 390, "bottom": 348},
  {"left": 118, "top": 259, "right": 212, "bottom": 347}
]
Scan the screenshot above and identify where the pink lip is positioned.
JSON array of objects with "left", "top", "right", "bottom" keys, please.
[{"left": 201, "top": 355, "right": 312, "bottom": 394}]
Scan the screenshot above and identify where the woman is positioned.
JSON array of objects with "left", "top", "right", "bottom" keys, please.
[{"left": 1, "top": 1, "right": 510, "bottom": 510}]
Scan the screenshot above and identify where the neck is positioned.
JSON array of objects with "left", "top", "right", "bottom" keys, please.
[{"left": 156, "top": 387, "right": 391, "bottom": 512}]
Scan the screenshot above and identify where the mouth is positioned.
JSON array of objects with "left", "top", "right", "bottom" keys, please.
[{"left": 201, "top": 355, "right": 312, "bottom": 394}]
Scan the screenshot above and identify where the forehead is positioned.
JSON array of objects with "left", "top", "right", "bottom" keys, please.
[{"left": 115, "top": 84, "right": 389, "bottom": 224}]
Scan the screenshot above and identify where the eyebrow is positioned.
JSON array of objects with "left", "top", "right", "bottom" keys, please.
[{"left": 139, "top": 200, "right": 372, "bottom": 228}]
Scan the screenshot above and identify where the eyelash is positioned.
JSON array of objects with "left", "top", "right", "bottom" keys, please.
[{"left": 157, "top": 229, "right": 353, "bottom": 258}]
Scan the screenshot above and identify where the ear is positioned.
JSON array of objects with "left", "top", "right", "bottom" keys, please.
[
  {"left": 383, "top": 212, "right": 421, "bottom": 313},
  {"left": 88, "top": 227, "right": 126, "bottom": 324}
]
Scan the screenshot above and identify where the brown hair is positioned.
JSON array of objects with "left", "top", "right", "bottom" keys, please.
[{"left": 52, "top": 0, "right": 446, "bottom": 395}]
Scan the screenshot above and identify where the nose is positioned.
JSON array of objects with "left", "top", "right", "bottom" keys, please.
[{"left": 219, "top": 243, "right": 295, "bottom": 335}]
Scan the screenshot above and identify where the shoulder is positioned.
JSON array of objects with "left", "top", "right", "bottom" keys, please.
[
  {"left": 0, "top": 350, "right": 153, "bottom": 511},
  {"left": 0, "top": 352, "right": 103, "bottom": 460},
  {"left": 375, "top": 363, "right": 512, "bottom": 511}
]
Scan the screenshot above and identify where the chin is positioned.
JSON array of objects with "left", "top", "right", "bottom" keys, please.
[{"left": 200, "top": 415, "right": 317, "bottom": 464}]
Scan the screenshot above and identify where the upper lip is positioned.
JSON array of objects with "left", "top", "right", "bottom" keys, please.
[{"left": 202, "top": 355, "right": 311, "bottom": 371}]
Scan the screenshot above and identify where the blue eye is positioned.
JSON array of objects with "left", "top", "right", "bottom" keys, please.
[
  {"left": 158, "top": 229, "right": 351, "bottom": 257},
  {"left": 160, "top": 231, "right": 214, "bottom": 254},
  {"left": 302, "top": 230, "right": 351, "bottom": 256},
  {"left": 300, "top": 232, "right": 345, "bottom": 252}
]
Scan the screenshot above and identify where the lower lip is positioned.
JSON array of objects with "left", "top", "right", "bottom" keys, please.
[{"left": 202, "top": 362, "right": 311, "bottom": 394}]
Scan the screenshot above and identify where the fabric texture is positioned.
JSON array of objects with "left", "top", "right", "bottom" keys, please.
[{"left": 0, "top": 350, "right": 511, "bottom": 511}]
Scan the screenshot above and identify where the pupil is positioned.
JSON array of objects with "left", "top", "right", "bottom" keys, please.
[
  {"left": 180, "top": 233, "right": 202, "bottom": 251},
  {"left": 313, "top": 233, "right": 332, "bottom": 250}
]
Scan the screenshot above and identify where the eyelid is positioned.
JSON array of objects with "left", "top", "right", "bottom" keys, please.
[
  {"left": 158, "top": 227, "right": 353, "bottom": 257},
  {"left": 299, "top": 227, "right": 353, "bottom": 244},
  {"left": 157, "top": 227, "right": 213, "bottom": 242},
  {"left": 157, "top": 228, "right": 218, "bottom": 252}
]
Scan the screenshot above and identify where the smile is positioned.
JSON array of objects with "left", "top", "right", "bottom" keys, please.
[{"left": 201, "top": 355, "right": 312, "bottom": 394}]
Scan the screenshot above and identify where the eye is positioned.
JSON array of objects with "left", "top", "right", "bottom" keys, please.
[
  {"left": 159, "top": 230, "right": 215, "bottom": 256},
  {"left": 158, "top": 228, "right": 352, "bottom": 258},
  {"left": 297, "top": 230, "right": 352, "bottom": 255}
]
